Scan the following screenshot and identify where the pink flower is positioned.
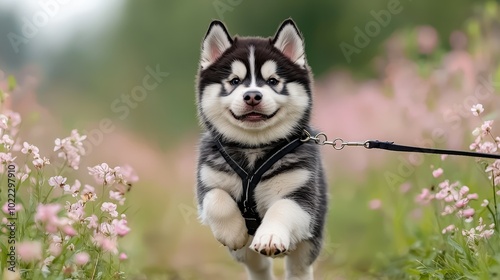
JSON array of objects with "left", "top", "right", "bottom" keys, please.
[
  {"left": 399, "top": 182, "right": 411, "bottom": 193},
  {"left": 92, "top": 234, "right": 118, "bottom": 254},
  {"left": 100, "top": 222, "right": 114, "bottom": 235},
  {"left": 455, "top": 199, "right": 467, "bottom": 208},
  {"left": 109, "top": 190, "right": 126, "bottom": 205},
  {"left": 63, "top": 225, "right": 77, "bottom": 237},
  {"left": 1, "top": 135, "right": 14, "bottom": 149},
  {"left": 432, "top": 168, "right": 443, "bottom": 178},
  {"left": 48, "top": 176, "right": 67, "bottom": 189},
  {"left": 48, "top": 243, "right": 62, "bottom": 257},
  {"left": 461, "top": 208, "right": 475, "bottom": 219},
  {"left": 85, "top": 214, "right": 99, "bottom": 229},
  {"left": 63, "top": 180, "right": 81, "bottom": 197},
  {"left": 101, "top": 202, "right": 118, "bottom": 217},
  {"left": 119, "top": 253, "right": 128, "bottom": 261},
  {"left": 415, "top": 188, "right": 434, "bottom": 205},
  {"left": 368, "top": 199, "right": 382, "bottom": 210},
  {"left": 119, "top": 165, "right": 139, "bottom": 184},
  {"left": 0, "top": 152, "right": 15, "bottom": 164},
  {"left": 441, "top": 205, "right": 455, "bottom": 216},
  {"left": 54, "top": 130, "right": 86, "bottom": 170},
  {"left": 35, "top": 204, "right": 61, "bottom": 225},
  {"left": 21, "top": 142, "right": 39, "bottom": 155},
  {"left": 486, "top": 160, "right": 500, "bottom": 186},
  {"left": 88, "top": 163, "right": 115, "bottom": 185},
  {"left": 471, "top": 104, "right": 484, "bottom": 116},
  {"left": 70, "top": 129, "right": 87, "bottom": 153},
  {"left": 32, "top": 156, "right": 50, "bottom": 169},
  {"left": 481, "top": 120, "right": 494, "bottom": 136},
  {"left": 482, "top": 229, "right": 495, "bottom": 239},
  {"left": 17, "top": 241, "right": 43, "bottom": 262},
  {"left": 467, "top": 193, "right": 479, "bottom": 200},
  {"left": 74, "top": 252, "right": 90, "bottom": 266},
  {"left": 5, "top": 111, "right": 21, "bottom": 128},
  {"left": 478, "top": 142, "right": 497, "bottom": 154},
  {"left": 470, "top": 136, "right": 481, "bottom": 151},
  {"left": 2, "top": 202, "right": 23, "bottom": 214},
  {"left": 441, "top": 224, "right": 456, "bottom": 234},
  {"left": 459, "top": 186, "right": 469, "bottom": 195},
  {"left": 112, "top": 218, "right": 130, "bottom": 237},
  {"left": 65, "top": 201, "right": 85, "bottom": 221},
  {"left": 416, "top": 25, "right": 438, "bottom": 54}
]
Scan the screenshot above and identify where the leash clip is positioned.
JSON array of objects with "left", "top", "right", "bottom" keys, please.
[{"left": 302, "top": 130, "right": 369, "bottom": 150}]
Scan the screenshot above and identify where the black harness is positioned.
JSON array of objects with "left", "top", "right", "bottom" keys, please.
[{"left": 214, "top": 136, "right": 304, "bottom": 235}]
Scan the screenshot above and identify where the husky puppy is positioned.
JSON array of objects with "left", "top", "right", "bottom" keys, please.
[{"left": 195, "top": 19, "right": 327, "bottom": 280}]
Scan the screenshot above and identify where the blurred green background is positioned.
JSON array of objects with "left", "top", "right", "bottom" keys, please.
[
  {"left": 1, "top": 0, "right": 499, "bottom": 279},
  {"left": 0, "top": 0, "right": 475, "bottom": 147}
]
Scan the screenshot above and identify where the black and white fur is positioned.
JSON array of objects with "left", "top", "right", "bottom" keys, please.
[{"left": 195, "top": 19, "right": 328, "bottom": 280}]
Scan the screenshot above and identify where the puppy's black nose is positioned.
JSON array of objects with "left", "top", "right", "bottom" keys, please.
[{"left": 243, "top": 91, "right": 262, "bottom": 106}]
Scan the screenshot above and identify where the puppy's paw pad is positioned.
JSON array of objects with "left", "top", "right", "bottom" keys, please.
[{"left": 250, "top": 233, "right": 289, "bottom": 257}]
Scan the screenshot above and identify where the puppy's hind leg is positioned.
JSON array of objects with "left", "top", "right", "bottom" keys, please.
[
  {"left": 285, "top": 241, "right": 314, "bottom": 280},
  {"left": 232, "top": 244, "right": 274, "bottom": 280}
]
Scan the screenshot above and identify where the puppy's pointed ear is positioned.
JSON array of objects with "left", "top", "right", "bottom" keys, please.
[
  {"left": 201, "top": 20, "right": 233, "bottom": 69},
  {"left": 272, "top": 19, "right": 306, "bottom": 67}
]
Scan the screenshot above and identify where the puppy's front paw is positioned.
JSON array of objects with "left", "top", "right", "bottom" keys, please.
[
  {"left": 211, "top": 215, "right": 249, "bottom": 250},
  {"left": 202, "top": 189, "right": 249, "bottom": 250},
  {"left": 250, "top": 227, "right": 290, "bottom": 257}
]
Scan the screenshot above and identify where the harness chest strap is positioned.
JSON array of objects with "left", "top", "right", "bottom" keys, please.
[{"left": 214, "top": 136, "right": 304, "bottom": 235}]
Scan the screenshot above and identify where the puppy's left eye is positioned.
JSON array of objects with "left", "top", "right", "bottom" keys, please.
[{"left": 267, "top": 78, "right": 279, "bottom": 86}]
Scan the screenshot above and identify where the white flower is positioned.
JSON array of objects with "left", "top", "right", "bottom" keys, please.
[
  {"left": 471, "top": 104, "right": 484, "bottom": 116},
  {"left": 481, "top": 199, "right": 489, "bottom": 207},
  {"left": 0, "top": 114, "right": 8, "bottom": 130}
]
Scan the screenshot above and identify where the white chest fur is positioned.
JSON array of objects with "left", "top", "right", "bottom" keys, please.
[{"left": 199, "top": 163, "right": 311, "bottom": 214}]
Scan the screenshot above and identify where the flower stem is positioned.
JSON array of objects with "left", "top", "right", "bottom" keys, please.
[
  {"left": 92, "top": 252, "right": 100, "bottom": 279},
  {"left": 491, "top": 170, "right": 498, "bottom": 227}
]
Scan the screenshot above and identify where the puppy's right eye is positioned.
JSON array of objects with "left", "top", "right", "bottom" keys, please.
[{"left": 229, "top": 77, "right": 241, "bottom": 86}]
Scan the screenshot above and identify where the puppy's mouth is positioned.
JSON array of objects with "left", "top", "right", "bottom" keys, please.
[{"left": 230, "top": 109, "right": 279, "bottom": 122}]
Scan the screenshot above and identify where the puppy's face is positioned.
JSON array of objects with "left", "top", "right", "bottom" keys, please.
[{"left": 196, "top": 20, "right": 313, "bottom": 146}]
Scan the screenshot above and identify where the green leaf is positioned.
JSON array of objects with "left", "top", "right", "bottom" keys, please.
[
  {"left": 447, "top": 236, "right": 465, "bottom": 255},
  {"left": 7, "top": 75, "right": 17, "bottom": 91}
]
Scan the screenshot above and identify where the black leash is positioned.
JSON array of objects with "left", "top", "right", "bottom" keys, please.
[
  {"left": 366, "top": 140, "right": 500, "bottom": 159},
  {"left": 301, "top": 130, "right": 500, "bottom": 160},
  {"left": 214, "top": 136, "right": 304, "bottom": 235}
]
